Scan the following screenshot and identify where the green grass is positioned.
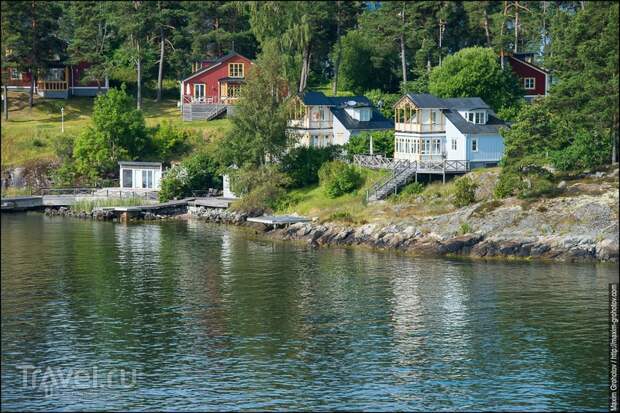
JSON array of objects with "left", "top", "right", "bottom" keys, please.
[
  {"left": 1, "top": 91, "right": 231, "bottom": 167},
  {"left": 71, "top": 197, "right": 150, "bottom": 213},
  {"left": 276, "top": 167, "right": 389, "bottom": 223}
]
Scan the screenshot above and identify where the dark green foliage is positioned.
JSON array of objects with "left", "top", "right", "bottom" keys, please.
[
  {"left": 400, "top": 182, "right": 424, "bottom": 196},
  {"left": 453, "top": 176, "right": 478, "bottom": 207},
  {"left": 229, "top": 165, "right": 291, "bottom": 215},
  {"left": 346, "top": 131, "right": 395, "bottom": 157},
  {"left": 280, "top": 146, "right": 341, "bottom": 188},
  {"left": 158, "top": 151, "right": 220, "bottom": 202},
  {"left": 550, "top": 131, "right": 612, "bottom": 172},
  {"left": 318, "top": 161, "right": 363, "bottom": 198},
  {"left": 365, "top": 89, "right": 400, "bottom": 119},
  {"left": 429, "top": 47, "right": 522, "bottom": 112}
]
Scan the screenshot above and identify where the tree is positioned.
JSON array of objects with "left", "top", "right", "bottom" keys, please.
[
  {"left": 74, "top": 85, "right": 148, "bottom": 181},
  {"left": 331, "top": 1, "right": 363, "bottom": 94},
  {"left": 217, "top": 41, "right": 290, "bottom": 168},
  {"left": 1, "top": 0, "right": 63, "bottom": 108},
  {"left": 65, "top": 1, "right": 115, "bottom": 94},
  {"left": 429, "top": 46, "right": 522, "bottom": 112},
  {"left": 113, "top": 1, "right": 157, "bottom": 110}
]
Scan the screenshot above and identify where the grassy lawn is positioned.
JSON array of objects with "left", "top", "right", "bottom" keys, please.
[
  {"left": 277, "top": 167, "right": 390, "bottom": 224},
  {"left": 1, "top": 92, "right": 231, "bottom": 167}
]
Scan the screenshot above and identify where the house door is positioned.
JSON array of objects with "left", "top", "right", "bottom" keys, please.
[{"left": 193, "top": 84, "right": 205, "bottom": 102}]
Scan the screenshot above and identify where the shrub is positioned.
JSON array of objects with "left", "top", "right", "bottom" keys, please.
[
  {"left": 400, "top": 182, "right": 424, "bottom": 196},
  {"left": 229, "top": 165, "right": 291, "bottom": 215},
  {"left": 346, "top": 130, "right": 395, "bottom": 157},
  {"left": 550, "top": 130, "right": 612, "bottom": 172},
  {"left": 453, "top": 176, "right": 478, "bottom": 207},
  {"left": 158, "top": 151, "right": 220, "bottom": 201},
  {"left": 152, "top": 121, "right": 192, "bottom": 161},
  {"left": 328, "top": 211, "right": 354, "bottom": 223},
  {"left": 318, "top": 161, "right": 363, "bottom": 198},
  {"left": 494, "top": 171, "right": 525, "bottom": 198},
  {"left": 459, "top": 222, "right": 472, "bottom": 235},
  {"left": 280, "top": 145, "right": 341, "bottom": 188}
]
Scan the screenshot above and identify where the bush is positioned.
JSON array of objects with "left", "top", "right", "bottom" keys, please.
[
  {"left": 318, "top": 160, "right": 363, "bottom": 198},
  {"left": 550, "top": 130, "right": 612, "bottom": 172},
  {"left": 229, "top": 165, "right": 291, "bottom": 215},
  {"left": 152, "top": 121, "right": 192, "bottom": 161},
  {"left": 459, "top": 222, "right": 472, "bottom": 235},
  {"left": 494, "top": 171, "right": 525, "bottom": 198},
  {"left": 346, "top": 130, "right": 395, "bottom": 157},
  {"left": 280, "top": 145, "right": 341, "bottom": 188},
  {"left": 158, "top": 151, "right": 220, "bottom": 201},
  {"left": 400, "top": 181, "right": 424, "bottom": 196},
  {"left": 453, "top": 176, "right": 478, "bottom": 207}
]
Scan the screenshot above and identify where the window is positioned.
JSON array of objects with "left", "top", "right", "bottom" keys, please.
[
  {"left": 227, "top": 84, "right": 241, "bottom": 98},
  {"left": 311, "top": 135, "right": 319, "bottom": 147},
  {"left": 194, "top": 84, "right": 205, "bottom": 101},
  {"left": 10, "top": 68, "right": 21, "bottom": 80},
  {"left": 141, "top": 170, "right": 153, "bottom": 189},
  {"left": 421, "top": 139, "right": 430, "bottom": 154},
  {"left": 467, "top": 112, "right": 475, "bottom": 123},
  {"left": 319, "top": 108, "right": 325, "bottom": 121},
  {"left": 451, "top": 138, "right": 457, "bottom": 151},
  {"left": 432, "top": 139, "right": 441, "bottom": 154},
  {"left": 413, "top": 139, "right": 419, "bottom": 154},
  {"left": 122, "top": 169, "right": 133, "bottom": 188},
  {"left": 45, "top": 68, "right": 64, "bottom": 81},
  {"left": 228, "top": 63, "right": 244, "bottom": 78},
  {"left": 524, "top": 77, "right": 536, "bottom": 90},
  {"left": 471, "top": 138, "right": 478, "bottom": 152},
  {"left": 475, "top": 112, "right": 485, "bottom": 124},
  {"left": 431, "top": 111, "right": 437, "bottom": 124},
  {"left": 360, "top": 109, "right": 371, "bottom": 122}
]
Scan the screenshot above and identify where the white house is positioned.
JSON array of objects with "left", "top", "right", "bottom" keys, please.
[
  {"left": 119, "top": 161, "right": 163, "bottom": 191},
  {"left": 287, "top": 91, "right": 393, "bottom": 148},
  {"left": 393, "top": 94, "right": 507, "bottom": 168}
]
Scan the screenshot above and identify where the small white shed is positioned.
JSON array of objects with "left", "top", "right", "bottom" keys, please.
[{"left": 119, "top": 161, "right": 163, "bottom": 190}]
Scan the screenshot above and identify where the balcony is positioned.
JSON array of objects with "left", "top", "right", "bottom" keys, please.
[
  {"left": 395, "top": 122, "right": 445, "bottom": 133},
  {"left": 37, "top": 80, "right": 68, "bottom": 91}
]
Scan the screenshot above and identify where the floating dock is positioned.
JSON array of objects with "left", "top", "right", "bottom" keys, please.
[{"left": 247, "top": 215, "right": 311, "bottom": 228}]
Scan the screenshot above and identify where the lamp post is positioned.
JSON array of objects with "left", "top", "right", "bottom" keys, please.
[{"left": 61, "top": 107, "right": 64, "bottom": 133}]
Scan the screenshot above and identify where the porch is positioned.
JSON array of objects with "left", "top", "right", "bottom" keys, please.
[{"left": 36, "top": 80, "right": 69, "bottom": 98}]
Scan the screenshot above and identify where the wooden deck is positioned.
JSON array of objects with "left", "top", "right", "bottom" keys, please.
[
  {"left": 190, "top": 197, "right": 235, "bottom": 209},
  {"left": 247, "top": 215, "right": 311, "bottom": 228}
]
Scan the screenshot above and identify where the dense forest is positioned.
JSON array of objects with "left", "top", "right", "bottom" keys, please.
[{"left": 1, "top": 1, "right": 618, "bottom": 204}]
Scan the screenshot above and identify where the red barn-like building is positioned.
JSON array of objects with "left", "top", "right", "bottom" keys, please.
[
  {"left": 180, "top": 52, "right": 253, "bottom": 121},
  {"left": 503, "top": 53, "right": 550, "bottom": 101}
]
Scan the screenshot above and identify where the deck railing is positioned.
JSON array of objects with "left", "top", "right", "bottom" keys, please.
[
  {"left": 182, "top": 95, "right": 239, "bottom": 105},
  {"left": 37, "top": 80, "right": 68, "bottom": 91}
]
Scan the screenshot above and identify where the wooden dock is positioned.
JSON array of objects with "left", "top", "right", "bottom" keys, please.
[{"left": 190, "top": 197, "right": 235, "bottom": 209}]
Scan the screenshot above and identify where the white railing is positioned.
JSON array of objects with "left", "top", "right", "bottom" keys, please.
[{"left": 395, "top": 123, "right": 445, "bottom": 133}]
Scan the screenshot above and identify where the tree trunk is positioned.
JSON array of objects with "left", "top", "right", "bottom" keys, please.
[
  {"left": 3, "top": 84, "right": 8, "bottom": 120},
  {"left": 299, "top": 45, "right": 310, "bottom": 93},
  {"left": 514, "top": 1, "right": 519, "bottom": 53},
  {"left": 29, "top": 72, "right": 35, "bottom": 108},
  {"left": 332, "top": 1, "right": 342, "bottom": 95},
  {"left": 136, "top": 48, "right": 142, "bottom": 110},
  {"left": 483, "top": 9, "right": 491, "bottom": 46},
  {"left": 156, "top": 27, "right": 165, "bottom": 102},
  {"left": 400, "top": 4, "right": 408, "bottom": 86}
]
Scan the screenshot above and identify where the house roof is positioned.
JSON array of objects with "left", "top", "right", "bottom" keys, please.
[
  {"left": 441, "top": 97, "right": 490, "bottom": 110},
  {"left": 507, "top": 54, "right": 550, "bottom": 74},
  {"left": 330, "top": 107, "right": 394, "bottom": 131},
  {"left": 182, "top": 52, "right": 251, "bottom": 82},
  {"left": 300, "top": 91, "right": 333, "bottom": 106},
  {"left": 118, "top": 161, "right": 162, "bottom": 168},
  {"left": 405, "top": 93, "right": 447, "bottom": 108},
  {"left": 443, "top": 110, "right": 507, "bottom": 134}
]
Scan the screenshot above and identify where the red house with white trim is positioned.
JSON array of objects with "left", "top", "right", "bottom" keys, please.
[
  {"left": 503, "top": 53, "right": 550, "bottom": 101},
  {"left": 180, "top": 52, "right": 253, "bottom": 121},
  {"left": 2, "top": 62, "right": 109, "bottom": 99}
]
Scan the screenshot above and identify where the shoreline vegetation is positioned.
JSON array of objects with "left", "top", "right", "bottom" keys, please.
[{"left": 38, "top": 165, "right": 619, "bottom": 263}]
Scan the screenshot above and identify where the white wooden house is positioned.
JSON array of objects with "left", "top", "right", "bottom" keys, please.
[
  {"left": 393, "top": 94, "right": 507, "bottom": 169},
  {"left": 119, "top": 161, "right": 163, "bottom": 191},
  {"left": 287, "top": 91, "right": 393, "bottom": 147}
]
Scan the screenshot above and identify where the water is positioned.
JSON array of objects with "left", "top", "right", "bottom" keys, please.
[{"left": 1, "top": 213, "right": 617, "bottom": 411}]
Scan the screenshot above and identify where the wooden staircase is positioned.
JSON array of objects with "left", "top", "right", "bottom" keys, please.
[
  {"left": 366, "top": 161, "right": 418, "bottom": 201},
  {"left": 182, "top": 104, "right": 228, "bottom": 121}
]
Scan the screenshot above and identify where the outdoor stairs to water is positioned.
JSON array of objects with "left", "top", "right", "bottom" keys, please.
[
  {"left": 182, "top": 104, "right": 228, "bottom": 121},
  {"left": 367, "top": 162, "right": 418, "bottom": 202}
]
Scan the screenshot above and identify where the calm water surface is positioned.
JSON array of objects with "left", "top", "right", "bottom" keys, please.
[{"left": 1, "top": 213, "right": 618, "bottom": 411}]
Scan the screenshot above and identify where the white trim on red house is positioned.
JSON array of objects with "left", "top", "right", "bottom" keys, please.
[{"left": 181, "top": 62, "right": 224, "bottom": 83}]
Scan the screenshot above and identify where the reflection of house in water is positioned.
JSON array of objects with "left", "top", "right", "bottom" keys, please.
[{"left": 114, "top": 224, "right": 163, "bottom": 278}]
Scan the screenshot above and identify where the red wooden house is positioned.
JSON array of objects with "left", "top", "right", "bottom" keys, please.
[
  {"left": 180, "top": 52, "right": 253, "bottom": 121},
  {"left": 3, "top": 61, "right": 109, "bottom": 99},
  {"left": 503, "top": 53, "right": 550, "bottom": 101}
]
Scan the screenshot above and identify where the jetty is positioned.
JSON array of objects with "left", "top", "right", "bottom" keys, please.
[{"left": 247, "top": 215, "right": 311, "bottom": 229}]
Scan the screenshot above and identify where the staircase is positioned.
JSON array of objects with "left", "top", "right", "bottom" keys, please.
[
  {"left": 366, "top": 161, "right": 418, "bottom": 201},
  {"left": 182, "top": 104, "right": 228, "bottom": 121}
]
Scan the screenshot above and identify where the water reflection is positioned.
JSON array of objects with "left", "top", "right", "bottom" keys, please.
[{"left": 1, "top": 214, "right": 617, "bottom": 411}]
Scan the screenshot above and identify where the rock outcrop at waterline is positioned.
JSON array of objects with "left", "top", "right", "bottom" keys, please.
[{"left": 188, "top": 187, "right": 619, "bottom": 263}]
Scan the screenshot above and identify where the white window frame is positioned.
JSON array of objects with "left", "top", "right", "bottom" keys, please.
[
  {"left": 431, "top": 110, "right": 437, "bottom": 124},
  {"left": 475, "top": 112, "right": 484, "bottom": 124},
  {"left": 467, "top": 112, "right": 475, "bottom": 123},
  {"left": 524, "top": 77, "right": 536, "bottom": 90},
  {"left": 471, "top": 137, "right": 478, "bottom": 152},
  {"left": 421, "top": 139, "right": 431, "bottom": 154},
  {"left": 432, "top": 138, "right": 441, "bottom": 154},
  {"left": 193, "top": 83, "right": 206, "bottom": 101},
  {"left": 451, "top": 138, "right": 457, "bottom": 151},
  {"left": 10, "top": 68, "right": 21, "bottom": 80},
  {"left": 228, "top": 63, "right": 244, "bottom": 78}
]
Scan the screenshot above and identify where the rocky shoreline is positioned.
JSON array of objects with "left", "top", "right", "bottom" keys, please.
[{"left": 188, "top": 188, "right": 619, "bottom": 263}]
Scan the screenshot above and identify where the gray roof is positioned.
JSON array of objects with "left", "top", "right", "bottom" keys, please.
[
  {"left": 300, "top": 91, "right": 333, "bottom": 106},
  {"left": 443, "top": 110, "right": 507, "bottom": 134},
  {"left": 441, "top": 97, "right": 490, "bottom": 110},
  {"left": 119, "top": 161, "right": 162, "bottom": 168},
  {"left": 405, "top": 93, "right": 447, "bottom": 108},
  {"left": 330, "top": 107, "right": 394, "bottom": 131}
]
